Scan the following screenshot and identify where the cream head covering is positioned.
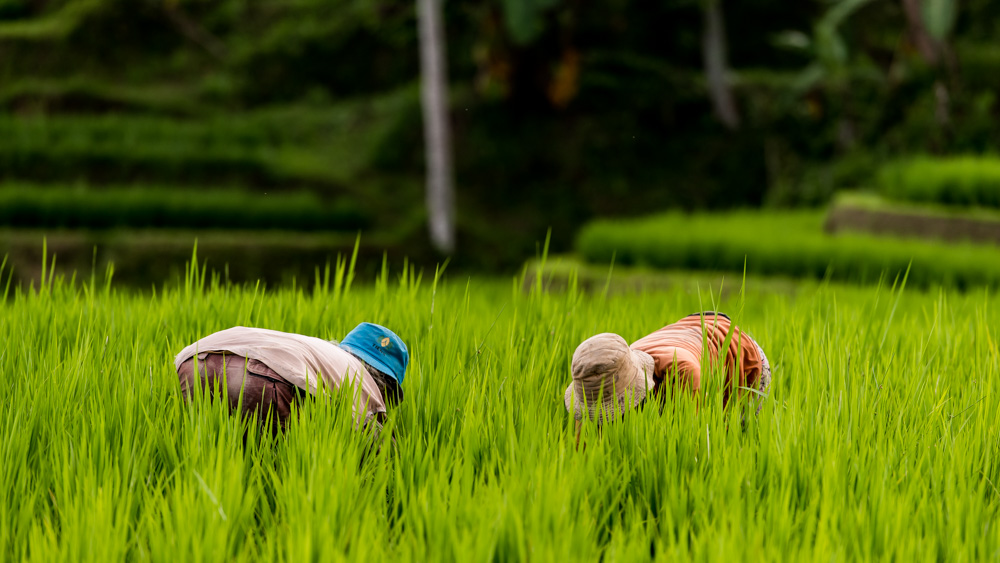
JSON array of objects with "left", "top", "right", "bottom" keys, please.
[{"left": 564, "top": 333, "right": 656, "bottom": 422}]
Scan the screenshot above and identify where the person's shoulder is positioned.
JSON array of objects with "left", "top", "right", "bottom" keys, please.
[
  {"left": 675, "top": 313, "right": 737, "bottom": 332},
  {"left": 308, "top": 338, "right": 370, "bottom": 377},
  {"left": 212, "top": 325, "right": 277, "bottom": 336},
  {"left": 298, "top": 333, "right": 350, "bottom": 355},
  {"left": 211, "top": 326, "right": 329, "bottom": 347},
  {"left": 637, "top": 318, "right": 692, "bottom": 340}
]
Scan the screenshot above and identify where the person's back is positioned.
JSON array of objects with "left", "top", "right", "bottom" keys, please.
[
  {"left": 175, "top": 323, "right": 407, "bottom": 433},
  {"left": 564, "top": 312, "right": 771, "bottom": 423},
  {"left": 631, "top": 313, "right": 767, "bottom": 406}
]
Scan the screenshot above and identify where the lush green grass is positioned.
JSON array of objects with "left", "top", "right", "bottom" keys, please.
[
  {"left": 0, "top": 77, "right": 206, "bottom": 116},
  {"left": 0, "top": 229, "right": 418, "bottom": 288},
  {"left": 877, "top": 156, "right": 1000, "bottom": 208},
  {"left": 1, "top": 254, "right": 1000, "bottom": 559},
  {"left": 0, "top": 89, "right": 415, "bottom": 188},
  {"left": 0, "top": 184, "right": 368, "bottom": 230},
  {"left": 577, "top": 209, "right": 1000, "bottom": 289},
  {"left": 0, "top": 114, "right": 322, "bottom": 186}
]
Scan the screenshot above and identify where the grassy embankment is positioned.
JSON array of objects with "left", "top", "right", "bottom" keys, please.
[
  {"left": 1, "top": 254, "right": 999, "bottom": 559},
  {"left": 823, "top": 156, "right": 1000, "bottom": 243},
  {"left": 824, "top": 192, "right": 1000, "bottom": 245},
  {"left": 0, "top": 184, "right": 367, "bottom": 230},
  {"left": 0, "top": 106, "right": 412, "bottom": 189},
  {"left": 0, "top": 91, "right": 438, "bottom": 284},
  {"left": 877, "top": 156, "right": 1000, "bottom": 208},
  {"left": 577, "top": 210, "right": 1000, "bottom": 289}
]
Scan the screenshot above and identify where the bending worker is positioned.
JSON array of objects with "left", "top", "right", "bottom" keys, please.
[
  {"left": 564, "top": 312, "right": 770, "bottom": 422},
  {"left": 175, "top": 323, "right": 407, "bottom": 432}
]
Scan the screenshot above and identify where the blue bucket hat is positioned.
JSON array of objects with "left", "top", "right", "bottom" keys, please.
[{"left": 340, "top": 322, "right": 409, "bottom": 385}]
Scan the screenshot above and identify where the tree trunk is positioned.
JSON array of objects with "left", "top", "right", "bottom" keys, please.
[
  {"left": 417, "top": 0, "right": 456, "bottom": 254},
  {"left": 701, "top": 0, "right": 739, "bottom": 130},
  {"left": 900, "top": 0, "right": 952, "bottom": 128},
  {"left": 900, "top": 0, "right": 941, "bottom": 66}
]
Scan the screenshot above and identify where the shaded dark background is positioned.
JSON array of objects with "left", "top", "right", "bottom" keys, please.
[{"left": 0, "top": 0, "right": 997, "bottom": 281}]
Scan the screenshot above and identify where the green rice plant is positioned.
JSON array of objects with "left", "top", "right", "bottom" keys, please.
[
  {"left": 1, "top": 249, "right": 999, "bottom": 559},
  {"left": 0, "top": 184, "right": 368, "bottom": 231},
  {"left": 877, "top": 155, "right": 1000, "bottom": 208},
  {"left": 0, "top": 114, "right": 299, "bottom": 186},
  {"left": 0, "top": 77, "right": 206, "bottom": 116},
  {"left": 577, "top": 209, "right": 1000, "bottom": 289},
  {"left": 0, "top": 89, "right": 415, "bottom": 187}
]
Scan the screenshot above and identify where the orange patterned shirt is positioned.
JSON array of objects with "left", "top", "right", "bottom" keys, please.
[{"left": 631, "top": 313, "right": 763, "bottom": 405}]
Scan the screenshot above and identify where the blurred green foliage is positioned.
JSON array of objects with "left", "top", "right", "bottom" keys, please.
[
  {"left": 0, "top": 113, "right": 351, "bottom": 187},
  {"left": 0, "top": 184, "right": 368, "bottom": 230},
  {"left": 0, "top": 0, "right": 998, "bottom": 267},
  {"left": 577, "top": 210, "right": 1000, "bottom": 289},
  {"left": 877, "top": 156, "right": 1000, "bottom": 208},
  {"left": 501, "top": 0, "right": 559, "bottom": 45},
  {"left": 922, "top": 0, "right": 957, "bottom": 41},
  {"left": 0, "top": 229, "right": 405, "bottom": 287}
]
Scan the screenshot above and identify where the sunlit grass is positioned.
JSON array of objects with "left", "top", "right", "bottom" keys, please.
[
  {"left": 578, "top": 209, "right": 1000, "bottom": 289},
  {"left": 1, "top": 251, "right": 999, "bottom": 560},
  {"left": 878, "top": 155, "right": 1000, "bottom": 208}
]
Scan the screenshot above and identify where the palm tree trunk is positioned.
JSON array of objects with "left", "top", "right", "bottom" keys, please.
[
  {"left": 701, "top": 0, "right": 739, "bottom": 130},
  {"left": 900, "top": 0, "right": 941, "bottom": 66},
  {"left": 900, "top": 0, "right": 952, "bottom": 128},
  {"left": 417, "top": 0, "right": 456, "bottom": 254}
]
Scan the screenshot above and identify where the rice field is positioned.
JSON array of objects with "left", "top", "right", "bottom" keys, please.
[
  {"left": 2, "top": 255, "right": 1000, "bottom": 560},
  {"left": 577, "top": 210, "right": 1000, "bottom": 289}
]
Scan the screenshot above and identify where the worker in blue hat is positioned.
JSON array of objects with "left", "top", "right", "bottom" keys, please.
[{"left": 175, "top": 323, "right": 408, "bottom": 433}]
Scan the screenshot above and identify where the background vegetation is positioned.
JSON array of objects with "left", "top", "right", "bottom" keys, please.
[
  {"left": 877, "top": 156, "right": 1000, "bottom": 208},
  {"left": 2, "top": 0, "right": 999, "bottom": 272},
  {"left": 577, "top": 209, "right": 1000, "bottom": 289},
  {"left": 0, "top": 184, "right": 367, "bottom": 230}
]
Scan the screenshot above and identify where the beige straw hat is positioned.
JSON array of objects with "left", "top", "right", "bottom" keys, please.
[{"left": 564, "top": 333, "right": 656, "bottom": 422}]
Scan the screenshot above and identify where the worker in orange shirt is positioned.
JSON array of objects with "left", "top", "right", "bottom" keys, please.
[{"left": 564, "top": 312, "right": 770, "bottom": 423}]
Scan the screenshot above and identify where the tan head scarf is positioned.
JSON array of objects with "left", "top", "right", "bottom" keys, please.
[{"left": 564, "top": 333, "right": 656, "bottom": 422}]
